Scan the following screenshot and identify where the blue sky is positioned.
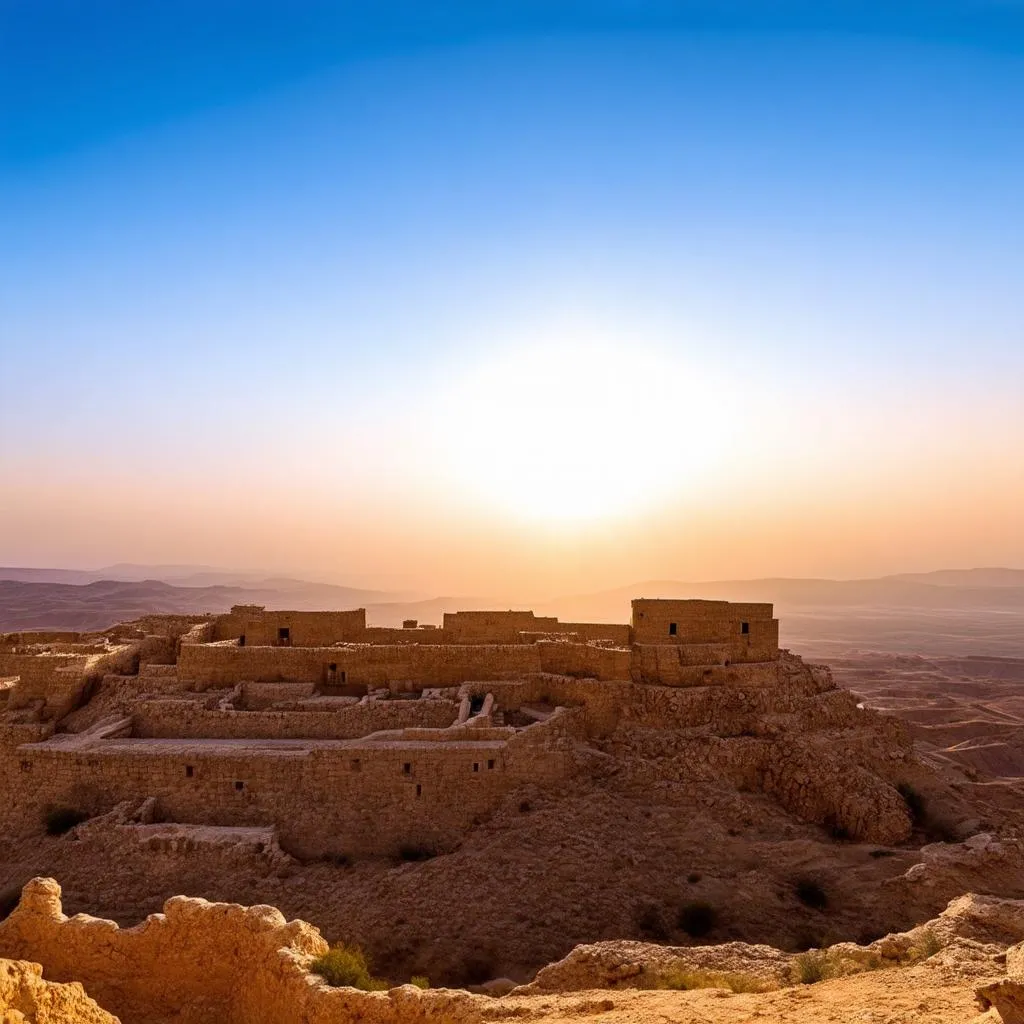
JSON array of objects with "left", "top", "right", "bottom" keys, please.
[{"left": 1, "top": 2, "right": 1022, "bottom": 590}]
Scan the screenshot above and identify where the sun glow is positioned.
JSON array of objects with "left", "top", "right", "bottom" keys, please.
[{"left": 432, "top": 339, "right": 740, "bottom": 525}]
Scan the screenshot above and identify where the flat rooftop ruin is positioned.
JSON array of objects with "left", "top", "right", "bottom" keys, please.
[{"left": 2, "top": 597, "right": 917, "bottom": 862}]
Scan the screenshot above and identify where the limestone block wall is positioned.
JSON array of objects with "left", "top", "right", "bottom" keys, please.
[
  {"left": 2, "top": 714, "right": 575, "bottom": 856},
  {"left": 631, "top": 599, "right": 778, "bottom": 654},
  {"left": 443, "top": 610, "right": 557, "bottom": 641},
  {"left": 536, "top": 641, "right": 631, "bottom": 681},
  {"left": 473, "top": 676, "right": 632, "bottom": 738},
  {"left": 4, "top": 645, "right": 140, "bottom": 720},
  {"left": 557, "top": 622, "right": 632, "bottom": 645},
  {"left": 130, "top": 697, "right": 461, "bottom": 740},
  {"left": 0, "top": 878, "right": 481, "bottom": 1024},
  {"left": 240, "top": 681, "right": 317, "bottom": 706},
  {"left": 630, "top": 649, "right": 781, "bottom": 687},
  {"left": 178, "top": 642, "right": 544, "bottom": 689},
  {"left": 211, "top": 608, "right": 368, "bottom": 646}
]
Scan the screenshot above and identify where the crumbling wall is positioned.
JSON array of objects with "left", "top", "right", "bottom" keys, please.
[
  {"left": 0, "top": 955, "right": 117, "bottom": 1023},
  {"left": 4, "top": 644, "right": 140, "bottom": 720},
  {"left": 0, "top": 878, "right": 481, "bottom": 1024}
]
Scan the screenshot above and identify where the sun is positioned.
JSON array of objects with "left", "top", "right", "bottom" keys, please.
[{"left": 431, "top": 338, "right": 734, "bottom": 525}]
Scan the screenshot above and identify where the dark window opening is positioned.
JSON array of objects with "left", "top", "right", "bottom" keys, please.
[
  {"left": 741, "top": 621, "right": 750, "bottom": 635},
  {"left": 487, "top": 759, "right": 495, "bottom": 770},
  {"left": 402, "top": 762, "right": 411, "bottom": 775},
  {"left": 234, "top": 780, "right": 245, "bottom": 791},
  {"left": 326, "top": 662, "right": 337, "bottom": 683},
  {"left": 472, "top": 762, "right": 480, "bottom": 773},
  {"left": 185, "top": 765, "right": 194, "bottom": 778},
  {"left": 340, "top": 670, "right": 346, "bottom": 683},
  {"left": 239, "top": 634, "right": 245, "bottom": 647},
  {"left": 277, "top": 626, "right": 291, "bottom": 646},
  {"left": 669, "top": 622, "right": 677, "bottom": 636},
  {"left": 350, "top": 759, "right": 361, "bottom": 771},
  {"left": 415, "top": 784, "right": 422, "bottom": 797}
]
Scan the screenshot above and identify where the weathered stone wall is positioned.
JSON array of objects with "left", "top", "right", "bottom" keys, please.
[
  {"left": 630, "top": 649, "right": 781, "bottom": 686},
  {"left": 630, "top": 599, "right": 779, "bottom": 658},
  {"left": 2, "top": 713, "right": 576, "bottom": 857},
  {"left": 4, "top": 645, "right": 140, "bottom": 720},
  {"left": 211, "top": 608, "right": 367, "bottom": 646},
  {"left": 178, "top": 642, "right": 545, "bottom": 689},
  {"left": 0, "top": 878, "right": 481, "bottom": 1024},
  {"left": 131, "top": 697, "right": 461, "bottom": 740},
  {"left": 443, "top": 610, "right": 557, "bottom": 641},
  {"left": 537, "top": 641, "right": 631, "bottom": 681}
]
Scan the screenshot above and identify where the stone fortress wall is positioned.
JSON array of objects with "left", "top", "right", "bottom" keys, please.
[{"left": 0, "top": 597, "right": 916, "bottom": 855}]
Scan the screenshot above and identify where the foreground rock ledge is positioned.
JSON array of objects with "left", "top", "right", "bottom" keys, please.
[{"left": 3, "top": 878, "right": 1024, "bottom": 1023}]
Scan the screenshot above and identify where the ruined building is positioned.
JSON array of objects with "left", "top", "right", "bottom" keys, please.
[{"left": 0, "top": 599, "right": 914, "bottom": 857}]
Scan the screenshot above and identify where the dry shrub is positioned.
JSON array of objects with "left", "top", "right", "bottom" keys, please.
[
  {"left": 792, "top": 948, "right": 883, "bottom": 985},
  {"left": 311, "top": 944, "right": 389, "bottom": 990},
  {"left": 659, "top": 968, "right": 772, "bottom": 993}
]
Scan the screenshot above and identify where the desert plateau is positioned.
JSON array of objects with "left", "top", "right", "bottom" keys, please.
[{"left": 5, "top": 1, "right": 1024, "bottom": 1019}]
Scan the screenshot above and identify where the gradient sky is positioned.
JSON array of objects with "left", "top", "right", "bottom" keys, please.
[{"left": 2, "top": 1, "right": 1023, "bottom": 596}]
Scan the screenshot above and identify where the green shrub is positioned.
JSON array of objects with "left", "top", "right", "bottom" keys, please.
[
  {"left": 793, "top": 951, "right": 830, "bottom": 985},
  {"left": 44, "top": 807, "right": 88, "bottom": 836},
  {"left": 410, "top": 975, "right": 430, "bottom": 989},
  {"left": 795, "top": 879, "right": 828, "bottom": 911},
  {"left": 659, "top": 969, "right": 771, "bottom": 993},
  {"left": 310, "top": 944, "right": 389, "bottom": 990},
  {"left": 677, "top": 901, "right": 717, "bottom": 938}
]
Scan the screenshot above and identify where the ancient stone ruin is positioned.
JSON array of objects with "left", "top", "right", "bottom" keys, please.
[{"left": 1, "top": 598, "right": 914, "bottom": 858}]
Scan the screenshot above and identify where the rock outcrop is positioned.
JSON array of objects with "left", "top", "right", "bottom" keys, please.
[
  {"left": 3, "top": 878, "right": 1024, "bottom": 1024},
  {"left": 0, "top": 958, "right": 116, "bottom": 1024},
  {"left": 0, "top": 879, "right": 479, "bottom": 1024},
  {"left": 521, "top": 938, "right": 792, "bottom": 992}
]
